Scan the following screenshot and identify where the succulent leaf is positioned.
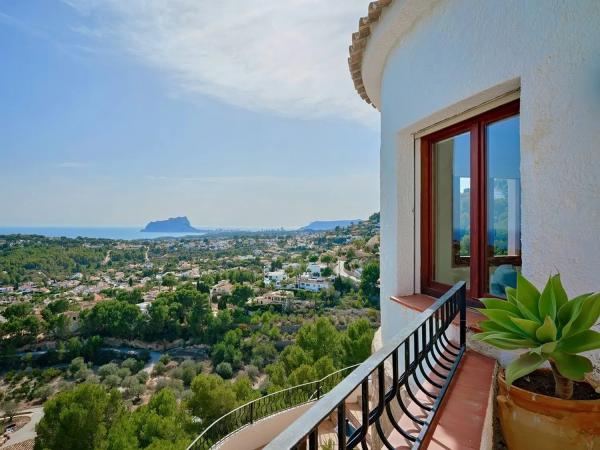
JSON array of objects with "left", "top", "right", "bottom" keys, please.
[
  {"left": 516, "top": 273, "right": 541, "bottom": 321},
  {"left": 477, "top": 309, "right": 524, "bottom": 336},
  {"left": 480, "top": 298, "right": 521, "bottom": 315},
  {"left": 478, "top": 334, "right": 537, "bottom": 350},
  {"left": 538, "top": 276, "right": 556, "bottom": 320},
  {"left": 510, "top": 317, "right": 541, "bottom": 340},
  {"left": 505, "top": 286, "right": 518, "bottom": 305},
  {"left": 535, "top": 316, "right": 557, "bottom": 342},
  {"left": 550, "top": 274, "right": 568, "bottom": 311},
  {"left": 560, "top": 295, "right": 592, "bottom": 338},
  {"left": 558, "top": 330, "right": 600, "bottom": 353},
  {"left": 505, "top": 352, "right": 546, "bottom": 386},
  {"left": 550, "top": 351, "right": 593, "bottom": 381},
  {"left": 540, "top": 341, "right": 558, "bottom": 354},
  {"left": 479, "top": 320, "right": 514, "bottom": 334},
  {"left": 557, "top": 293, "right": 589, "bottom": 331},
  {"left": 566, "top": 292, "right": 600, "bottom": 337}
]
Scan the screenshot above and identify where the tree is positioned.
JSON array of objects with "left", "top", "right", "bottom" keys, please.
[
  {"left": 270, "top": 259, "right": 283, "bottom": 271},
  {"left": 360, "top": 262, "right": 380, "bottom": 306},
  {"left": 196, "top": 280, "right": 210, "bottom": 294},
  {"left": 216, "top": 362, "right": 233, "bottom": 379},
  {"left": 34, "top": 384, "right": 124, "bottom": 450},
  {"left": 1, "top": 400, "right": 17, "bottom": 421},
  {"left": 333, "top": 275, "right": 352, "bottom": 295},
  {"left": 296, "top": 317, "right": 341, "bottom": 363},
  {"left": 321, "top": 267, "right": 333, "bottom": 277},
  {"left": 122, "top": 376, "right": 145, "bottom": 401},
  {"left": 81, "top": 300, "right": 142, "bottom": 340},
  {"left": 211, "top": 329, "right": 243, "bottom": 368},
  {"left": 287, "top": 364, "right": 317, "bottom": 386},
  {"left": 251, "top": 342, "right": 277, "bottom": 368},
  {"left": 69, "top": 357, "right": 88, "bottom": 377},
  {"left": 265, "top": 363, "right": 287, "bottom": 388},
  {"left": 230, "top": 285, "right": 254, "bottom": 307},
  {"left": 319, "top": 287, "right": 340, "bottom": 307},
  {"left": 131, "top": 389, "right": 190, "bottom": 447},
  {"left": 161, "top": 274, "right": 177, "bottom": 290},
  {"left": 187, "top": 299, "right": 209, "bottom": 339},
  {"left": 320, "top": 254, "right": 333, "bottom": 264},
  {"left": 35, "top": 384, "right": 53, "bottom": 402},
  {"left": 189, "top": 374, "right": 237, "bottom": 424},
  {"left": 314, "top": 356, "right": 336, "bottom": 379},
  {"left": 105, "top": 389, "right": 190, "bottom": 450},
  {"left": 98, "top": 363, "right": 119, "bottom": 379},
  {"left": 66, "top": 337, "right": 83, "bottom": 359},
  {"left": 279, "top": 345, "right": 311, "bottom": 374},
  {"left": 50, "top": 314, "right": 70, "bottom": 339},
  {"left": 231, "top": 376, "right": 259, "bottom": 403},
  {"left": 145, "top": 299, "right": 180, "bottom": 341},
  {"left": 341, "top": 319, "right": 374, "bottom": 366},
  {"left": 103, "top": 374, "right": 121, "bottom": 388},
  {"left": 116, "top": 289, "right": 143, "bottom": 304},
  {"left": 121, "top": 358, "right": 142, "bottom": 374}
]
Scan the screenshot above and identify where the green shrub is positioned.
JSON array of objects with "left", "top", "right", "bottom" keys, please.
[{"left": 215, "top": 362, "right": 233, "bottom": 379}]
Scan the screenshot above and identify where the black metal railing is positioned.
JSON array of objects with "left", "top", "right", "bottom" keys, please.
[
  {"left": 266, "top": 281, "right": 467, "bottom": 450},
  {"left": 186, "top": 364, "right": 359, "bottom": 450}
]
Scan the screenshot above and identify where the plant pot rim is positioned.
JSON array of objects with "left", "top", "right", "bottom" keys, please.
[{"left": 498, "top": 368, "right": 600, "bottom": 410}]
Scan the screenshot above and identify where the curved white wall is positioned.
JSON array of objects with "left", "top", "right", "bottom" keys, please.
[{"left": 372, "top": 0, "right": 600, "bottom": 344}]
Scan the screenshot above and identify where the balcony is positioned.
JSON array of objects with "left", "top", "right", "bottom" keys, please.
[
  {"left": 187, "top": 281, "right": 501, "bottom": 449},
  {"left": 186, "top": 365, "right": 361, "bottom": 450}
]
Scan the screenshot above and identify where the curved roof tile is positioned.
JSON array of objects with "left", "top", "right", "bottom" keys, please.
[{"left": 348, "top": 0, "right": 393, "bottom": 106}]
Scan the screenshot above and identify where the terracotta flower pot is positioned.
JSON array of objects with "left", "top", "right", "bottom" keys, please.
[{"left": 497, "top": 369, "right": 600, "bottom": 450}]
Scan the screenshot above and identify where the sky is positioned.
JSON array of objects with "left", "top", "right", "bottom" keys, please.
[{"left": 0, "top": 1, "right": 380, "bottom": 229}]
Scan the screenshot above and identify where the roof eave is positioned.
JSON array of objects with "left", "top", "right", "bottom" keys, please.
[{"left": 348, "top": 0, "right": 394, "bottom": 108}]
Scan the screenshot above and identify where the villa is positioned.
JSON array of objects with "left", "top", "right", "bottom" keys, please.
[
  {"left": 297, "top": 275, "right": 332, "bottom": 293},
  {"left": 185, "top": 1, "right": 600, "bottom": 449},
  {"left": 248, "top": 290, "right": 295, "bottom": 310},
  {"left": 263, "top": 269, "right": 288, "bottom": 288},
  {"left": 210, "top": 280, "right": 235, "bottom": 299}
]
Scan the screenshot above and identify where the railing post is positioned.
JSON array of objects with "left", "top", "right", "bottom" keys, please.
[
  {"left": 249, "top": 401, "right": 254, "bottom": 424},
  {"left": 459, "top": 282, "right": 467, "bottom": 348},
  {"left": 316, "top": 381, "right": 321, "bottom": 400}
]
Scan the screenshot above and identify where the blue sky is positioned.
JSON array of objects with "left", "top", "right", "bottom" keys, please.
[{"left": 0, "top": 1, "right": 379, "bottom": 228}]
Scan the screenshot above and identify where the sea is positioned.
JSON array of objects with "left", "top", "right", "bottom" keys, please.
[{"left": 0, "top": 227, "right": 206, "bottom": 241}]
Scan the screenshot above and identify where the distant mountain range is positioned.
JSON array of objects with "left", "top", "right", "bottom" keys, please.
[
  {"left": 140, "top": 216, "right": 363, "bottom": 234},
  {"left": 300, "top": 219, "right": 361, "bottom": 231},
  {"left": 141, "top": 216, "right": 202, "bottom": 233}
]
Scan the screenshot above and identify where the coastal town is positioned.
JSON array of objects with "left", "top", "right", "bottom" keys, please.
[{"left": 0, "top": 214, "right": 380, "bottom": 449}]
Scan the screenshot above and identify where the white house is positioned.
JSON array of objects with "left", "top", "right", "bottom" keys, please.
[
  {"left": 296, "top": 275, "right": 331, "bottom": 293},
  {"left": 306, "top": 262, "right": 323, "bottom": 278},
  {"left": 263, "top": 270, "right": 287, "bottom": 288},
  {"left": 347, "top": 0, "right": 600, "bottom": 349}
]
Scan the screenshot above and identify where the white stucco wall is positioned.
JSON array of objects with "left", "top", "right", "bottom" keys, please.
[{"left": 369, "top": 0, "right": 600, "bottom": 343}]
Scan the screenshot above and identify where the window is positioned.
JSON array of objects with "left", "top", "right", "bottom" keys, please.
[{"left": 421, "top": 100, "right": 520, "bottom": 302}]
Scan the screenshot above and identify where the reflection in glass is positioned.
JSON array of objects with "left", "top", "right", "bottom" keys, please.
[
  {"left": 487, "top": 116, "right": 521, "bottom": 297},
  {"left": 433, "top": 132, "right": 470, "bottom": 287}
]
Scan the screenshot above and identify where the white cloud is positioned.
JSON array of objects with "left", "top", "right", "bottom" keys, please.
[{"left": 63, "top": 0, "right": 377, "bottom": 124}]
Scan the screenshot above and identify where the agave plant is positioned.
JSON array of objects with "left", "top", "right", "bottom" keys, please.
[{"left": 473, "top": 273, "right": 600, "bottom": 399}]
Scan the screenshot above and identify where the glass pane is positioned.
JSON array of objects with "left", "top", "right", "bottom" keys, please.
[
  {"left": 486, "top": 115, "right": 521, "bottom": 297},
  {"left": 433, "top": 132, "right": 471, "bottom": 287}
]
